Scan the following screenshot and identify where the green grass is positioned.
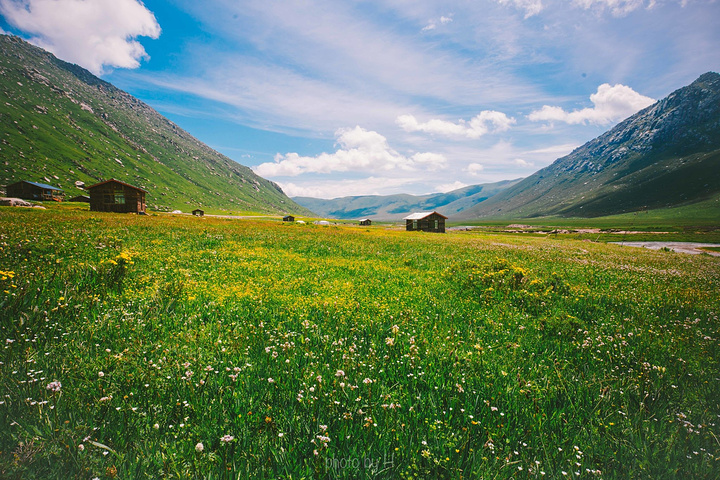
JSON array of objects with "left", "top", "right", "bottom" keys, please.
[
  {"left": 1, "top": 208, "right": 719, "bottom": 479},
  {"left": 451, "top": 195, "right": 720, "bottom": 243},
  {"left": 0, "top": 35, "right": 311, "bottom": 216}
]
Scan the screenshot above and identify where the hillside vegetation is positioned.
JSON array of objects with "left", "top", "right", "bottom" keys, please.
[
  {"left": 0, "top": 35, "right": 312, "bottom": 215},
  {"left": 1, "top": 208, "right": 718, "bottom": 478}
]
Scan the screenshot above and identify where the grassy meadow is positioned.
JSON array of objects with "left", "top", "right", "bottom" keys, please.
[{"left": 0, "top": 208, "right": 719, "bottom": 479}]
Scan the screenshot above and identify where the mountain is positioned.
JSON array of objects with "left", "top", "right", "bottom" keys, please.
[
  {"left": 0, "top": 35, "right": 312, "bottom": 215},
  {"left": 459, "top": 72, "right": 720, "bottom": 220},
  {"left": 293, "top": 179, "right": 521, "bottom": 220}
]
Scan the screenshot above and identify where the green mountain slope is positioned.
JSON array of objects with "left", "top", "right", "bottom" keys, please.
[
  {"left": 460, "top": 72, "right": 720, "bottom": 220},
  {"left": 0, "top": 35, "right": 312, "bottom": 215},
  {"left": 293, "top": 179, "right": 521, "bottom": 220}
]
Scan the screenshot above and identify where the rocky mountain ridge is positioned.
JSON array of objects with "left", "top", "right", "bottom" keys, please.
[{"left": 460, "top": 72, "right": 720, "bottom": 219}]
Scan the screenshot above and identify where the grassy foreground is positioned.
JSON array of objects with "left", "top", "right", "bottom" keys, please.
[{"left": 0, "top": 208, "right": 718, "bottom": 479}]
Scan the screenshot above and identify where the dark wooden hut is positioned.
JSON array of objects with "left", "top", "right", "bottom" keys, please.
[
  {"left": 6, "top": 181, "right": 64, "bottom": 201},
  {"left": 192, "top": 209, "right": 205, "bottom": 216},
  {"left": 283, "top": 215, "right": 295, "bottom": 222},
  {"left": 359, "top": 218, "right": 372, "bottom": 226},
  {"left": 403, "top": 211, "right": 447, "bottom": 233},
  {"left": 87, "top": 179, "right": 147, "bottom": 213}
]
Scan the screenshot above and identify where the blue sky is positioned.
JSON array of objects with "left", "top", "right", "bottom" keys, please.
[{"left": 1, "top": 0, "right": 719, "bottom": 198}]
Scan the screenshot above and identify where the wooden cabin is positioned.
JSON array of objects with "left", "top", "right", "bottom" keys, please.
[
  {"left": 87, "top": 179, "right": 147, "bottom": 213},
  {"left": 192, "top": 209, "right": 205, "bottom": 216},
  {"left": 403, "top": 211, "right": 447, "bottom": 233},
  {"left": 359, "top": 218, "right": 372, "bottom": 226},
  {"left": 6, "top": 181, "right": 64, "bottom": 201},
  {"left": 283, "top": 215, "right": 295, "bottom": 222}
]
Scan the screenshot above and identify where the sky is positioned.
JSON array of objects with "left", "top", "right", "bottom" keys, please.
[{"left": 1, "top": 0, "right": 719, "bottom": 199}]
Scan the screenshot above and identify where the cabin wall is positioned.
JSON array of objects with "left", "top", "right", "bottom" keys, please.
[
  {"left": 405, "top": 214, "right": 445, "bottom": 233},
  {"left": 7, "top": 182, "right": 63, "bottom": 201},
  {"left": 89, "top": 183, "right": 146, "bottom": 213}
]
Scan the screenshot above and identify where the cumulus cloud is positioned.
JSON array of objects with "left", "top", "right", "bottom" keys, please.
[
  {"left": 0, "top": 0, "right": 161, "bottom": 74},
  {"left": 279, "top": 176, "right": 421, "bottom": 199},
  {"left": 422, "top": 14, "right": 453, "bottom": 32},
  {"left": 465, "top": 163, "right": 485, "bottom": 176},
  {"left": 254, "top": 126, "right": 447, "bottom": 177},
  {"left": 396, "top": 111, "right": 516, "bottom": 139},
  {"left": 435, "top": 181, "right": 468, "bottom": 193},
  {"left": 495, "top": 0, "right": 544, "bottom": 18},
  {"left": 573, "top": 0, "right": 652, "bottom": 16},
  {"left": 513, "top": 158, "right": 534, "bottom": 167},
  {"left": 528, "top": 83, "right": 655, "bottom": 125}
]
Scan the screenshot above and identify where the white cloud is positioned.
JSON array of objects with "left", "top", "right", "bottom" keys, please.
[
  {"left": 0, "top": 0, "right": 160, "bottom": 74},
  {"left": 524, "top": 143, "right": 580, "bottom": 156},
  {"left": 528, "top": 83, "right": 655, "bottom": 125},
  {"left": 436, "top": 181, "right": 468, "bottom": 193},
  {"left": 280, "top": 176, "right": 421, "bottom": 199},
  {"left": 397, "top": 111, "right": 516, "bottom": 139},
  {"left": 422, "top": 14, "right": 453, "bottom": 32},
  {"left": 573, "top": 0, "right": 651, "bottom": 16},
  {"left": 254, "top": 126, "right": 447, "bottom": 177},
  {"left": 495, "top": 0, "right": 545, "bottom": 18},
  {"left": 465, "top": 163, "right": 485, "bottom": 176},
  {"left": 513, "top": 158, "right": 535, "bottom": 167}
]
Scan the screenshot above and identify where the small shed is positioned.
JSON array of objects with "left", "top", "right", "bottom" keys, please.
[
  {"left": 403, "top": 211, "right": 447, "bottom": 233},
  {"left": 192, "top": 209, "right": 205, "bottom": 216},
  {"left": 68, "top": 195, "right": 90, "bottom": 203},
  {"left": 87, "top": 179, "right": 147, "bottom": 214},
  {"left": 359, "top": 218, "right": 372, "bottom": 226},
  {"left": 6, "top": 181, "right": 64, "bottom": 201},
  {"left": 283, "top": 215, "right": 295, "bottom": 222}
]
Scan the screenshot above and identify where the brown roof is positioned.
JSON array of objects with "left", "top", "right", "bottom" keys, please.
[{"left": 86, "top": 178, "right": 148, "bottom": 193}]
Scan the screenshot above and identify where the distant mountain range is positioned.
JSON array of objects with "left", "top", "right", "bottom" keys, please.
[
  {"left": 293, "top": 179, "right": 521, "bottom": 220},
  {"left": 0, "top": 35, "right": 312, "bottom": 215},
  {"left": 458, "top": 72, "right": 720, "bottom": 220},
  {"left": 2, "top": 34, "right": 717, "bottom": 221},
  {"left": 297, "top": 72, "right": 720, "bottom": 221}
]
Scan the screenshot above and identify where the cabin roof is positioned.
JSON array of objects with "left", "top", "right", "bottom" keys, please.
[
  {"left": 402, "top": 211, "right": 448, "bottom": 220},
  {"left": 14, "top": 181, "right": 63, "bottom": 191},
  {"left": 86, "top": 178, "right": 148, "bottom": 193}
]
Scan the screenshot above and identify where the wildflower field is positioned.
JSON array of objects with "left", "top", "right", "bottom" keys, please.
[{"left": 0, "top": 208, "right": 718, "bottom": 479}]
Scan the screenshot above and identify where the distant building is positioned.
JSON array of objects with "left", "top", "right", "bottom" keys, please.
[
  {"left": 6, "top": 181, "right": 64, "bottom": 201},
  {"left": 283, "top": 215, "right": 295, "bottom": 222},
  {"left": 359, "top": 218, "right": 372, "bottom": 226},
  {"left": 68, "top": 195, "right": 90, "bottom": 203},
  {"left": 403, "top": 211, "right": 447, "bottom": 233},
  {"left": 192, "top": 209, "right": 205, "bottom": 216},
  {"left": 87, "top": 179, "right": 147, "bottom": 214}
]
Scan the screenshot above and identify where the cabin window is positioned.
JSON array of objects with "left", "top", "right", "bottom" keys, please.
[
  {"left": 434, "top": 219, "right": 439, "bottom": 230},
  {"left": 413, "top": 220, "right": 418, "bottom": 230},
  {"left": 114, "top": 187, "right": 125, "bottom": 205}
]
